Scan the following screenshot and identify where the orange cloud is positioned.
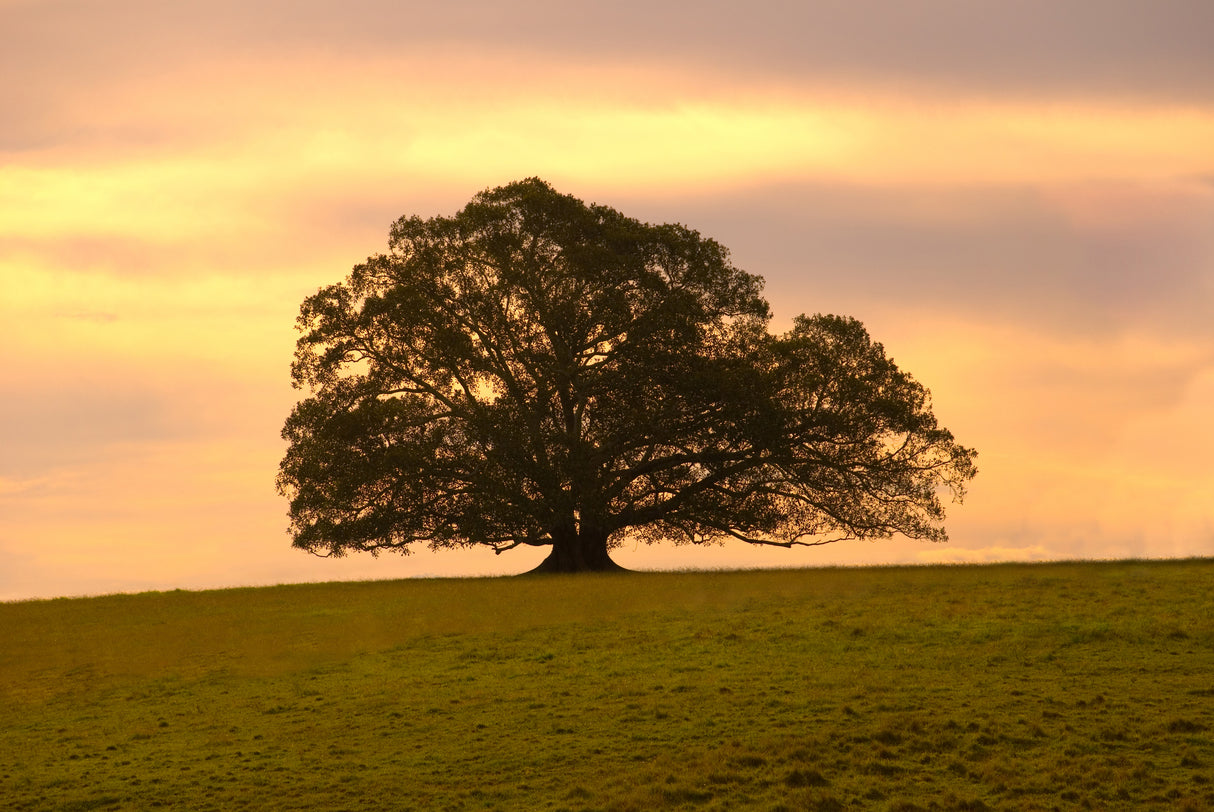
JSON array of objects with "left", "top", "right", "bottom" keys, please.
[{"left": 6, "top": 56, "right": 1213, "bottom": 249}]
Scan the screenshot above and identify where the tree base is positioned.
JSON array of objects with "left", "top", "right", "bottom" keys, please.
[{"left": 524, "top": 545, "right": 630, "bottom": 574}]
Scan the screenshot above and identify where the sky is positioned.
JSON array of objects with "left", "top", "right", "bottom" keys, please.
[{"left": 3, "top": 0, "right": 1213, "bottom": 601}]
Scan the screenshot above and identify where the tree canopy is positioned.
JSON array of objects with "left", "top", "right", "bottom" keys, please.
[{"left": 278, "top": 179, "right": 977, "bottom": 572}]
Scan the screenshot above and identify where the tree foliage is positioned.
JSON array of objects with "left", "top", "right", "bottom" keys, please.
[{"left": 278, "top": 179, "right": 977, "bottom": 571}]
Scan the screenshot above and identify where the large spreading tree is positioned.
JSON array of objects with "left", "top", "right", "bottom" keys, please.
[{"left": 278, "top": 179, "right": 977, "bottom": 572}]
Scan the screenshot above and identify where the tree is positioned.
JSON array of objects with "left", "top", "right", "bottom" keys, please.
[{"left": 278, "top": 179, "right": 977, "bottom": 572}]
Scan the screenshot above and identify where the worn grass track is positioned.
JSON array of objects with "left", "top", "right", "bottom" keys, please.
[{"left": 2, "top": 560, "right": 1212, "bottom": 810}]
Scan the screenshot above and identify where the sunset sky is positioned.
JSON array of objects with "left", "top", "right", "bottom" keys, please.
[{"left": 3, "top": 0, "right": 1213, "bottom": 600}]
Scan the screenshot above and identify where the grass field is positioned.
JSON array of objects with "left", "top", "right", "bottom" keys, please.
[{"left": 2, "top": 560, "right": 1212, "bottom": 810}]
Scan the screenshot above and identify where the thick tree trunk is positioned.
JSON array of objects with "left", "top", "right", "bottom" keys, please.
[{"left": 527, "top": 525, "right": 628, "bottom": 573}]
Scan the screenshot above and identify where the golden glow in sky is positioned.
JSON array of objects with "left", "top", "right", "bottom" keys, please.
[{"left": 3, "top": 1, "right": 1213, "bottom": 599}]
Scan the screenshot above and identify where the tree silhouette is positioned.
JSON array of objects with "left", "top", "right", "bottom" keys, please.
[{"left": 278, "top": 179, "right": 976, "bottom": 572}]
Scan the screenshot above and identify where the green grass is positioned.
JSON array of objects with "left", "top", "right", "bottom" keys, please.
[{"left": 2, "top": 560, "right": 1213, "bottom": 810}]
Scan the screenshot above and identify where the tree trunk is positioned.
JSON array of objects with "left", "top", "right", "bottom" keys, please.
[{"left": 527, "top": 525, "right": 628, "bottom": 573}]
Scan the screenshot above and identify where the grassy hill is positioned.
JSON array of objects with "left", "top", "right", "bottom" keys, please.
[{"left": 2, "top": 560, "right": 1212, "bottom": 810}]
